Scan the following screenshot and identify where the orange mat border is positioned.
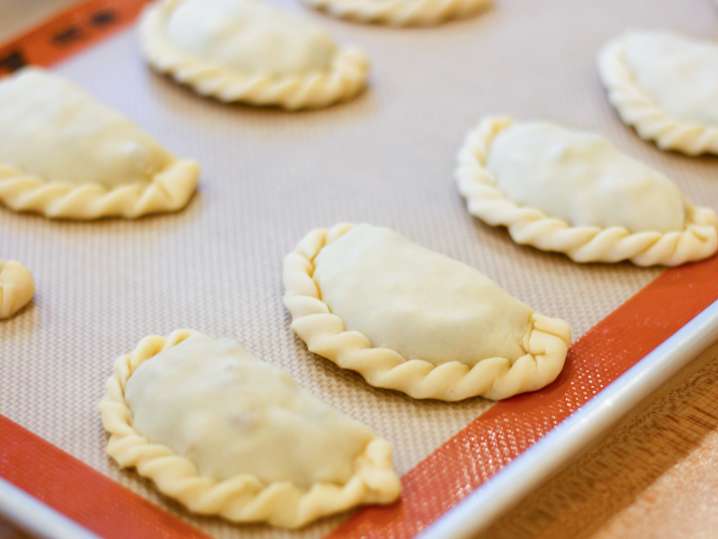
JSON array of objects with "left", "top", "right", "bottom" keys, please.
[
  {"left": 0, "top": 0, "right": 148, "bottom": 75},
  {"left": 1, "top": 2, "right": 717, "bottom": 537},
  {"left": 0, "top": 416, "right": 209, "bottom": 539}
]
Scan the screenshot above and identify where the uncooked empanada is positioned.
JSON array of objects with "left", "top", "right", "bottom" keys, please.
[
  {"left": 140, "top": 0, "right": 369, "bottom": 110},
  {"left": 0, "top": 68, "right": 198, "bottom": 220},
  {"left": 599, "top": 30, "right": 718, "bottom": 155},
  {"left": 301, "top": 0, "right": 491, "bottom": 27},
  {"left": 0, "top": 260, "right": 34, "bottom": 319},
  {"left": 457, "top": 117, "right": 718, "bottom": 266},
  {"left": 100, "top": 330, "right": 399, "bottom": 528},
  {"left": 283, "top": 223, "right": 571, "bottom": 401}
]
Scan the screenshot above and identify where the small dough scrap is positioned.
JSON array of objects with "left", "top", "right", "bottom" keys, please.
[
  {"left": 283, "top": 223, "right": 571, "bottom": 401},
  {"left": 599, "top": 30, "right": 718, "bottom": 155},
  {"left": 457, "top": 117, "right": 718, "bottom": 266},
  {"left": 0, "top": 68, "right": 198, "bottom": 219},
  {"left": 100, "top": 330, "right": 399, "bottom": 529},
  {"left": 300, "top": 0, "right": 492, "bottom": 27},
  {"left": 0, "top": 260, "right": 34, "bottom": 319},
  {"left": 140, "top": 0, "right": 369, "bottom": 109}
]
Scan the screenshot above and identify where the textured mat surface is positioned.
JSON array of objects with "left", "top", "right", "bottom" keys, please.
[{"left": 1, "top": 0, "right": 717, "bottom": 537}]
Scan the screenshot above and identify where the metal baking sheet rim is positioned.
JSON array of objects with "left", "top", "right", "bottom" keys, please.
[
  {"left": 424, "top": 299, "right": 718, "bottom": 539},
  {"left": 2, "top": 301, "right": 717, "bottom": 539}
]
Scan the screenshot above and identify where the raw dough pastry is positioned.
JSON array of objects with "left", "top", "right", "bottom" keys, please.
[
  {"left": 283, "top": 223, "right": 571, "bottom": 401},
  {"left": 456, "top": 117, "right": 718, "bottom": 266},
  {"left": 598, "top": 30, "right": 718, "bottom": 155},
  {"left": 140, "top": 0, "right": 369, "bottom": 109},
  {"left": 300, "top": 0, "right": 492, "bottom": 27},
  {"left": 0, "top": 68, "right": 198, "bottom": 220},
  {"left": 0, "top": 260, "right": 34, "bottom": 319},
  {"left": 100, "top": 330, "right": 399, "bottom": 528}
]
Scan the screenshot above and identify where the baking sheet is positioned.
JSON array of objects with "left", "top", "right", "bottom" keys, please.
[{"left": 1, "top": 0, "right": 717, "bottom": 537}]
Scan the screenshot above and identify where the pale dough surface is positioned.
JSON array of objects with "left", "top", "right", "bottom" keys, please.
[
  {"left": 0, "top": 68, "right": 173, "bottom": 187},
  {"left": 313, "top": 224, "right": 532, "bottom": 366},
  {"left": 622, "top": 31, "right": 718, "bottom": 127},
  {"left": 486, "top": 122, "right": 686, "bottom": 233},
  {"left": 0, "top": 260, "right": 34, "bottom": 320},
  {"left": 166, "top": 0, "right": 337, "bottom": 76},
  {"left": 125, "top": 334, "right": 373, "bottom": 488}
]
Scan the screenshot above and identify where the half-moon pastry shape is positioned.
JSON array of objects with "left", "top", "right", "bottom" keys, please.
[
  {"left": 0, "top": 260, "right": 34, "bottom": 319},
  {"left": 300, "top": 0, "right": 491, "bottom": 27},
  {"left": 99, "top": 330, "right": 400, "bottom": 528},
  {"left": 0, "top": 68, "right": 198, "bottom": 220},
  {"left": 456, "top": 117, "right": 718, "bottom": 266},
  {"left": 140, "top": 0, "right": 369, "bottom": 110},
  {"left": 599, "top": 30, "right": 718, "bottom": 155},
  {"left": 283, "top": 223, "right": 571, "bottom": 401}
]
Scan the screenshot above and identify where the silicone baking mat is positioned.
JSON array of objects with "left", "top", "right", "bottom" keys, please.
[{"left": 1, "top": 0, "right": 717, "bottom": 537}]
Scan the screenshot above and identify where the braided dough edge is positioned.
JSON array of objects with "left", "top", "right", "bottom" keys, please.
[
  {"left": 283, "top": 224, "right": 572, "bottom": 401},
  {"left": 598, "top": 35, "right": 718, "bottom": 156},
  {"left": 0, "top": 260, "right": 34, "bottom": 319},
  {"left": 99, "top": 329, "right": 400, "bottom": 529},
  {"left": 456, "top": 117, "right": 718, "bottom": 266},
  {"left": 141, "top": 0, "right": 370, "bottom": 110},
  {"left": 300, "top": 0, "right": 491, "bottom": 27},
  {"left": 0, "top": 158, "right": 198, "bottom": 220}
]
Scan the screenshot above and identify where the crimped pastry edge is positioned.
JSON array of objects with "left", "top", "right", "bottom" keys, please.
[
  {"left": 598, "top": 33, "right": 718, "bottom": 156},
  {"left": 456, "top": 116, "right": 718, "bottom": 266},
  {"left": 0, "top": 158, "right": 198, "bottom": 220},
  {"left": 300, "top": 0, "right": 492, "bottom": 27},
  {"left": 283, "top": 223, "right": 572, "bottom": 401},
  {"left": 140, "top": 0, "right": 370, "bottom": 110},
  {"left": 0, "top": 260, "right": 35, "bottom": 319},
  {"left": 99, "top": 329, "right": 400, "bottom": 529}
]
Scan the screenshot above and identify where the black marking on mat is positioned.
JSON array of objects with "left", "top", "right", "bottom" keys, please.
[
  {"left": 0, "top": 50, "right": 27, "bottom": 72},
  {"left": 52, "top": 26, "right": 82, "bottom": 45},
  {"left": 90, "top": 9, "right": 117, "bottom": 27}
]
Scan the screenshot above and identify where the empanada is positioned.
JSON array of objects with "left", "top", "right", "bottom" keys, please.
[
  {"left": 0, "top": 260, "right": 34, "bottom": 319},
  {"left": 599, "top": 30, "right": 718, "bottom": 156},
  {"left": 457, "top": 117, "right": 718, "bottom": 266},
  {"left": 283, "top": 223, "right": 571, "bottom": 401},
  {"left": 99, "top": 330, "right": 400, "bottom": 528},
  {"left": 300, "top": 0, "right": 491, "bottom": 27},
  {"left": 0, "top": 68, "right": 198, "bottom": 220},
  {"left": 140, "top": 0, "right": 369, "bottom": 109}
]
